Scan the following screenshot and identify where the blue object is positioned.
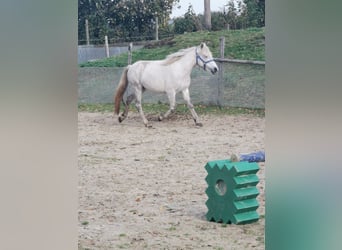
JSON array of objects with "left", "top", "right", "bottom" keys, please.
[{"left": 240, "top": 151, "right": 265, "bottom": 162}]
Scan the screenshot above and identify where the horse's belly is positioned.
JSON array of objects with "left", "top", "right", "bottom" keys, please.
[
  {"left": 141, "top": 78, "right": 165, "bottom": 92},
  {"left": 142, "top": 77, "right": 189, "bottom": 93},
  {"left": 141, "top": 67, "right": 171, "bottom": 92},
  {"left": 131, "top": 61, "right": 190, "bottom": 93}
]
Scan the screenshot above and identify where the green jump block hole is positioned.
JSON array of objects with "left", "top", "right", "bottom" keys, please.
[{"left": 215, "top": 179, "right": 227, "bottom": 196}]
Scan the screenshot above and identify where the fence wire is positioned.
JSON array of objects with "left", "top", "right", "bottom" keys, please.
[{"left": 78, "top": 62, "right": 264, "bottom": 109}]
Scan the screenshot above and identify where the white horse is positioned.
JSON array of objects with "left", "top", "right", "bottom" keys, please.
[{"left": 114, "top": 42, "right": 218, "bottom": 127}]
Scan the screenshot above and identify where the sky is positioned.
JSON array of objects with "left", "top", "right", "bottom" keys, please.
[{"left": 171, "top": 0, "right": 228, "bottom": 18}]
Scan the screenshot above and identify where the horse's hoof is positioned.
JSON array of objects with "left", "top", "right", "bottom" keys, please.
[
  {"left": 145, "top": 123, "right": 153, "bottom": 128},
  {"left": 158, "top": 115, "right": 163, "bottom": 121},
  {"left": 118, "top": 117, "right": 123, "bottom": 123},
  {"left": 195, "top": 122, "right": 203, "bottom": 127}
]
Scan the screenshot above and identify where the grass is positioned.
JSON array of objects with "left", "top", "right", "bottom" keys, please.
[
  {"left": 117, "top": 243, "right": 130, "bottom": 249},
  {"left": 78, "top": 103, "right": 265, "bottom": 117},
  {"left": 167, "top": 226, "right": 177, "bottom": 231},
  {"left": 79, "top": 27, "right": 264, "bottom": 67}
]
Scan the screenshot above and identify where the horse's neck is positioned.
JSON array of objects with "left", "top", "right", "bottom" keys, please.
[{"left": 173, "top": 47, "right": 196, "bottom": 73}]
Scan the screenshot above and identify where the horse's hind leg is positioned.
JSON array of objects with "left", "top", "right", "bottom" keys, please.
[
  {"left": 182, "top": 88, "right": 202, "bottom": 127},
  {"left": 134, "top": 87, "right": 151, "bottom": 127},
  {"left": 118, "top": 93, "right": 135, "bottom": 123}
]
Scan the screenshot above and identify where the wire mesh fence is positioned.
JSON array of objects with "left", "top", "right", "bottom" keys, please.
[
  {"left": 78, "top": 62, "right": 264, "bottom": 109},
  {"left": 78, "top": 44, "right": 144, "bottom": 63}
]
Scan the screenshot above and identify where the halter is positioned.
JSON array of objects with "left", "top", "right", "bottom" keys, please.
[{"left": 196, "top": 48, "right": 215, "bottom": 71}]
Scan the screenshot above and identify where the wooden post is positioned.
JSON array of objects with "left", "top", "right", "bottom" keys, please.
[
  {"left": 85, "top": 19, "right": 90, "bottom": 45},
  {"left": 220, "top": 37, "right": 225, "bottom": 58},
  {"left": 105, "top": 35, "right": 109, "bottom": 58},
  {"left": 218, "top": 36, "right": 225, "bottom": 107},
  {"left": 155, "top": 16, "right": 159, "bottom": 41},
  {"left": 128, "top": 42, "right": 133, "bottom": 65}
]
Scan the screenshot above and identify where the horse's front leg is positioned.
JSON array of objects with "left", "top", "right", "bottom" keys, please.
[
  {"left": 182, "top": 88, "right": 202, "bottom": 127},
  {"left": 158, "top": 91, "right": 176, "bottom": 121}
]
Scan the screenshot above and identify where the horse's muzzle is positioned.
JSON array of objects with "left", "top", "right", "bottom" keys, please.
[{"left": 211, "top": 67, "right": 218, "bottom": 75}]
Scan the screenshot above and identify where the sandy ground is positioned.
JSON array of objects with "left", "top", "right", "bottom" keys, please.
[{"left": 78, "top": 111, "right": 265, "bottom": 250}]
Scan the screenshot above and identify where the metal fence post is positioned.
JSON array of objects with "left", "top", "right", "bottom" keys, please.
[{"left": 218, "top": 37, "right": 225, "bottom": 107}]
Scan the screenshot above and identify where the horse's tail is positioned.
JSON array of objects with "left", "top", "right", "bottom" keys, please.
[{"left": 114, "top": 67, "right": 129, "bottom": 115}]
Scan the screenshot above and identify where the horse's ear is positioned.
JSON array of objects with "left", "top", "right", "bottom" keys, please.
[{"left": 200, "top": 42, "right": 204, "bottom": 49}]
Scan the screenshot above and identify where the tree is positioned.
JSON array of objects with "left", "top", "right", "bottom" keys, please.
[
  {"left": 174, "top": 4, "right": 202, "bottom": 34},
  {"left": 204, "top": 0, "right": 211, "bottom": 30},
  {"left": 78, "top": 0, "right": 179, "bottom": 44},
  {"left": 241, "top": 0, "right": 265, "bottom": 27},
  {"left": 78, "top": 0, "right": 109, "bottom": 44},
  {"left": 210, "top": 11, "right": 227, "bottom": 31},
  {"left": 236, "top": 0, "right": 247, "bottom": 29},
  {"left": 226, "top": 0, "right": 238, "bottom": 29},
  {"left": 222, "top": 0, "right": 264, "bottom": 30}
]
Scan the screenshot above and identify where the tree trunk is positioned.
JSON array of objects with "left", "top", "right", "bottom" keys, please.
[{"left": 204, "top": 0, "right": 211, "bottom": 30}]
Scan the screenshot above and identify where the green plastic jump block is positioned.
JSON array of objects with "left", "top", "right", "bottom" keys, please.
[{"left": 205, "top": 159, "right": 260, "bottom": 224}]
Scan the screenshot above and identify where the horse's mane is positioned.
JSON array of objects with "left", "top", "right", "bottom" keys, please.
[{"left": 162, "top": 47, "right": 195, "bottom": 65}]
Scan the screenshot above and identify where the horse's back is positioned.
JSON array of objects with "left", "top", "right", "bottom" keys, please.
[
  {"left": 127, "top": 58, "right": 191, "bottom": 93},
  {"left": 127, "top": 60, "right": 169, "bottom": 92},
  {"left": 127, "top": 60, "right": 161, "bottom": 79}
]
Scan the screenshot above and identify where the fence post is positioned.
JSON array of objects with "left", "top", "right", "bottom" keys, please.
[
  {"left": 128, "top": 42, "right": 133, "bottom": 65},
  {"left": 155, "top": 16, "right": 159, "bottom": 41},
  {"left": 105, "top": 35, "right": 109, "bottom": 58},
  {"left": 218, "top": 36, "right": 225, "bottom": 107},
  {"left": 85, "top": 19, "right": 90, "bottom": 45}
]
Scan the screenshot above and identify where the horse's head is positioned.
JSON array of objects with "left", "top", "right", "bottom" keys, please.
[{"left": 196, "top": 43, "right": 218, "bottom": 74}]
